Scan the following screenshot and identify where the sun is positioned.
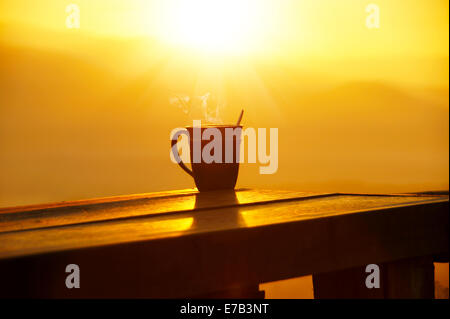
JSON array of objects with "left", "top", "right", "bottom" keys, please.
[{"left": 159, "top": 0, "right": 266, "bottom": 53}]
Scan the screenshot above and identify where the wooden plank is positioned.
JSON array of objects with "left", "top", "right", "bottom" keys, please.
[
  {"left": 0, "top": 195, "right": 446, "bottom": 259},
  {"left": 0, "top": 195, "right": 447, "bottom": 298},
  {"left": 0, "top": 189, "right": 333, "bottom": 233},
  {"left": 0, "top": 188, "right": 199, "bottom": 214}
]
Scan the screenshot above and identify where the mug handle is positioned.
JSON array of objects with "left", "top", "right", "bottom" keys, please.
[{"left": 171, "top": 129, "right": 193, "bottom": 177}]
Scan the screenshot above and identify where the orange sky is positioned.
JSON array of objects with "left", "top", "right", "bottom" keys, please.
[
  {"left": 1, "top": 0, "right": 448, "bottom": 89},
  {"left": 1, "top": 0, "right": 448, "bottom": 57},
  {"left": 0, "top": 0, "right": 448, "bottom": 202}
]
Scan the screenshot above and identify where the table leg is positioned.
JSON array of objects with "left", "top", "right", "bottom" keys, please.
[
  {"left": 312, "top": 256, "right": 435, "bottom": 299},
  {"left": 192, "top": 285, "right": 265, "bottom": 299}
]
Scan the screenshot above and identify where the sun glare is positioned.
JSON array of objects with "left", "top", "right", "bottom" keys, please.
[{"left": 160, "top": 0, "right": 266, "bottom": 53}]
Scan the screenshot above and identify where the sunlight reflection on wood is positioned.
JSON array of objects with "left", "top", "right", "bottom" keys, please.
[{"left": 0, "top": 216, "right": 194, "bottom": 259}]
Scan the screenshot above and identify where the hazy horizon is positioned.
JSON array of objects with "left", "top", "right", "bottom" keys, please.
[
  {"left": 0, "top": 1, "right": 448, "bottom": 208},
  {"left": 0, "top": 29, "right": 448, "bottom": 207}
]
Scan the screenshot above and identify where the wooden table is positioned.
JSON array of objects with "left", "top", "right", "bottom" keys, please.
[{"left": 0, "top": 189, "right": 448, "bottom": 298}]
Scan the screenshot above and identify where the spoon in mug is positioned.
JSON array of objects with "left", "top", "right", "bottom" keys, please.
[{"left": 236, "top": 110, "right": 244, "bottom": 126}]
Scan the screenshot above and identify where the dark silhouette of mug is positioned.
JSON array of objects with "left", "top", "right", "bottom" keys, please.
[{"left": 171, "top": 125, "right": 242, "bottom": 191}]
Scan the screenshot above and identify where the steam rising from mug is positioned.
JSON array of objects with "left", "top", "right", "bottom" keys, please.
[{"left": 170, "top": 92, "right": 224, "bottom": 124}]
